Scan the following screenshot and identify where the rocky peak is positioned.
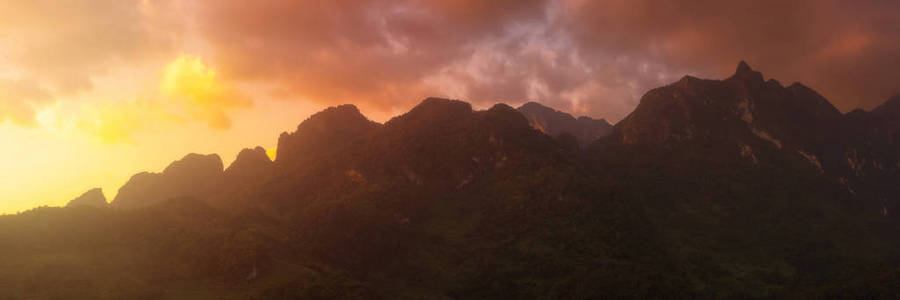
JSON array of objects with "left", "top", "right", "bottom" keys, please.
[
  {"left": 519, "top": 101, "right": 574, "bottom": 119},
  {"left": 784, "top": 82, "right": 843, "bottom": 120},
  {"left": 516, "top": 101, "right": 613, "bottom": 146},
  {"left": 414, "top": 97, "right": 473, "bottom": 114},
  {"left": 357, "top": 99, "right": 559, "bottom": 193},
  {"left": 163, "top": 153, "right": 224, "bottom": 178},
  {"left": 518, "top": 102, "right": 577, "bottom": 131},
  {"left": 227, "top": 147, "right": 272, "bottom": 173},
  {"left": 616, "top": 60, "right": 842, "bottom": 149},
  {"left": 852, "top": 95, "right": 900, "bottom": 150},
  {"left": 224, "top": 146, "right": 274, "bottom": 186},
  {"left": 66, "top": 188, "right": 107, "bottom": 208},
  {"left": 385, "top": 98, "right": 473, "bottom": 129},
  {"left": 616, "top": 85, "right": 697, "bottom": 145},
  {"left": 729, "top": 61, "right": 764, "bottom": 84},
  {"left": 275, "top": 104, "right": 380, "bottom": 167},
  {"left": 112, "top": 153, "right": 224, "bottom": 209},
  {"left": 873, "top": 95, "right": 900, "bottom": 116},
  {"left": 484, "top": 103, "right": 532, "bottom": 132}
]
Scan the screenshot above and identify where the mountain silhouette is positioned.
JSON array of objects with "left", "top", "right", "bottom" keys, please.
[
  {"left": 65, "top": 188, "right": 107, "bottom": 208},
  {"left": 4, "top": 62, "right": 900, "bottom": 298},
  {"left": 517, "top": 101, "right": 613, "bottom": 146},
  {"left": 275, "top": 104, "right": 379, "bottom": 168},
  {"left": 112, "top": 153, "right": 224, "bottom": 209},
  {"left": 617, "top": 61, "right": 841, "bottom": 147},
  {"left": 224, "top": 146, "right": 273, "bottom": 184}
]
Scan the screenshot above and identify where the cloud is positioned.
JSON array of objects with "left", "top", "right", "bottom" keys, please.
[
  {"left": 192, "top": 0, "right": 549, "bottom": 113},
  {"left": 562, "top": 0, "right": 900, "bottom": 112},
  {"left": 189, "top": 0, "right": 900, "bottom": 121},
  {"left": 0, "top": 79, "right": 53, "bottom": 126},
  {"left": 74, "top": 99, "right": 167, "bottom": 143},
  {"left": 2, "top": 0, "right": 899, "bottom": 127},
  {"left": 0, "top": 1, "right": 248, "bottom": 140},
  {"left": 29, "top": 55, "right": 252, "bottom": 143},
  {"left": 161, "top": 55, "right": 252, "bottom": 129},
  {"left": 0, "top": 0, "right": 191, "bottom": 129},
  {"left": 0, "top": 0, "right": 181, "bottom": 93}
]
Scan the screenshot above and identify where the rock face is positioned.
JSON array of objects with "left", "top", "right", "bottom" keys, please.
[
  {"left": 366, "top": 99, "right": 545, "bottom": 191},
  {"left": 260, "top": 98, "right": 552, "bottom": 204},
  {"left": 275, "top": 104, "right": 380, "bottom": 168},
  {"left": 225, "top": 147, "right": 272, "bottom": 178},
  {"left": 223, "top": 146, "right": 273, "bottom": 188},
  {"left": 385, "top": 97, "right": 474, "bottom": 128},
  {"left": 616, "top": 61, "right": 842, "bottom": 147},
  {"left": 614, "top": 61, "right": 900, "bottom": 219},
  {"left": 841, "top": 95, "right": 900, "bottom": 212},
  {"left": 65, "top": 188, "right": 107, "bottom": 208},
  {"left": 112, "top": 153, "right": 224, "bottom": 209},
  {"left": 517, "top": 102, "right": 613, "bottom": 146},
  {"left": 97, "top": 67, "right": 900, "bottom": 219},
  {"left": 614, "top": 61, "right": 848, "bottom": 159},
  {"left": 10, "top": 75, "right": 900, "bottom": 298},
  {"left": 850, "top": 95, "right": 900, "bottom": 145}
]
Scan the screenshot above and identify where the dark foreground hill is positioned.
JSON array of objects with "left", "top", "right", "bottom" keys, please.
[{"left": 2, "top": 62, "right": 900, "bottom": 299}]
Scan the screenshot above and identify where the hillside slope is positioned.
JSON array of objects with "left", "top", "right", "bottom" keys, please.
[{"left": 2, "top": 63, "right": 900, "bottom": 299}]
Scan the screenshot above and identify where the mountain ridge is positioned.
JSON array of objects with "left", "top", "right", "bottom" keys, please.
[
  {"left": 8, "top": 61, "right": 900, "bottom": 298},
  {"left": 516, "top": 101, "right": 613, "bottom": 147},
  {"left": 112, "top": 153, "right": 224, "bottom": 209},
  {"left": 65, "top": 188, "right": 107, "bottom": 208},
  {"left": 275, "top": 104, "right": 380, "bottom": 168}
]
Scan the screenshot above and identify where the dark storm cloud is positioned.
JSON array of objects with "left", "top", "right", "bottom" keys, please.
[
  {"left": 564, "top": 0, "right": 900, "bottom": 113},
  {"left": 194, "top": 0, "right": 900, "bottom": 122}
]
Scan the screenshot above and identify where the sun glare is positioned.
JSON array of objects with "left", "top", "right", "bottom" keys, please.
[
  {"left": 34, "top": 106, "right": 58, "bottom": 130},
  {"left": 162, "top": 55, "right": 218, "bottom": 100},
  {"left": 266, "top": 147, "right": 277, "bottom": 161}
]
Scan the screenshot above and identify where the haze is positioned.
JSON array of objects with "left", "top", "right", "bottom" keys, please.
[{"left": 2, "top": 0, "right": 899, "bottom": 213}]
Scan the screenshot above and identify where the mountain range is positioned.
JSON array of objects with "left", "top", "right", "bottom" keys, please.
[{"left": 3, "top": 62, "right": 900, "bottom": 299}]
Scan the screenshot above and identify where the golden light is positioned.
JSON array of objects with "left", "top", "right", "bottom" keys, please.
[
  {"left": 266, "top": 147, "right": 277, "bottom": 160},
  {"left": 161, "top": 55, "right": 251, "bottom": 129}
]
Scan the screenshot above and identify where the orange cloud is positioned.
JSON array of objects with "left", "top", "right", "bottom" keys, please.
[
  {"left": 190, "top": 0, "right": 900, "bottom": 120},
  {"left": 3, "top": 0, "right": 900, "bottom": 127},
  {"left": 162, "top": 55, "right": 252, "bottom": 129},
  {"left": 0, "top": 79, "right": 52, "bottom": 126},
  {"left": 0, "top": 0, "right": 180, "bottom": 94},
  {"left": 27, "top": 55, "right": 252, "bottom": 143}
]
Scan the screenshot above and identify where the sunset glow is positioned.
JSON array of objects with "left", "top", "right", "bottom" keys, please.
[
  {"left": 3, "top": 1, "right": 900, "bottom": 298},
  {"left": 2, "top": 0, "right": 899, "bottom": 213}
]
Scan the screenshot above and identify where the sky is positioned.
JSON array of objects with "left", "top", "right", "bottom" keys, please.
[{"left": 1, "top": 0, "right": 899, "bottom": 213}]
